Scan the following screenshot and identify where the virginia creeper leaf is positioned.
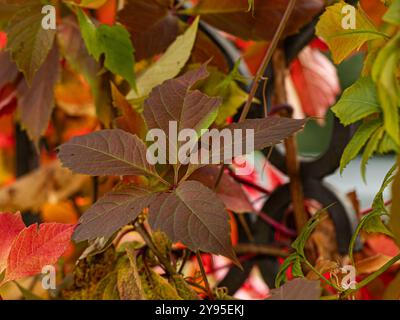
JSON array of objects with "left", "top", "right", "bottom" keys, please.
[
  {"left": 361, "top": 126, "right": 384, "bottom": 180},
  {"left": 58, "top": 17, "right": 113, "bottom": 127},
  {"left": 16, "top": 44, "right": 60, "bottom": 145},
  {"left": 143, "top": 64, "right": 222, "bottom": 166},
  {"left": 186, "top": 117, "right": 306, "bottom": 176},
  {"left": 117, "top": 248, "right": 146, "bottom": 300},
  {"left": 189, "top": 0, "right": 323, "bottom": 41},
  {"left": 127, "top": 17, "right": 199, "bottom": 99},
  {"left": 73, "top": 186, "right": 156, "bottom": 242},
  {"left": 340, "top": 119, "right": 381, "bottom": 174},
  {"left": 198, "top": 66, "right": 249, "bottom": 125},
  {"left": 189, "top": 166, "right": 253, "bottom": 213},
  {"left": 268, "top": 278, "right": 321, "bottom": 300},
  {"left": 58, "top": 129, "right": 160, "bottom": 180},
  {"left": 332, "top": 77, "right": 381, "bottom": 126},
  {"left": 76, "top": 8, "right": 136, "bottom": 89},
  {"left": 316, "top": 2, "right": 384, "bottom": 64},
  {"left": 6, "top": 3, "right": 56, "bottom": 83},
  {"left": 119, "top": 0, "right": 179, "bottom": 61},
  {"left": 78, "top": 0, "right": 108, "bottom": 9},
  {"left": 383, "top": 0, "right": 400, "bottom": 25},
  {"left": 211, "top": 117, "right": 306, "bottom": 163},
  {"left": 148, "top": 181, "right": 238, "bottom": 263},
  {"left": 390, "top": 167, "right": 400, "bottom": 247},
  {"left": 0, "top": 50, "right": 18, "bottom": 88},
  {"left": 0, "top": 212, "right": 25, "bottom": 273},
  {"left": 5, "top": 223, "right": 75, "bottom": 282},
  {"left": 372, "top": 35, "right": 400, "bottom": 144}
]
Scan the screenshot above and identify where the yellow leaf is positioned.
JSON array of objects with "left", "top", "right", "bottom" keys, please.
[
  {"left": 316, "top": 1, "right": 385, "bottom": 64},
  {"left": 127, "top": 17, "right": 199, "bottom": 100}
]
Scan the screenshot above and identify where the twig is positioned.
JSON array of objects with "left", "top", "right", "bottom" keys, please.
[
  {"left": 178, "top": 249, "right": 190, "bottom": 274},
  {"left": 239, "top": 0, "right": 297, "bottom": 122},
  {"left": 214, "top": 0, "right": 297, "bottom": 191},
  {"left": 256, "top": 211, "right": 297, "bottom": 237},
  {"left": 196, "top": 251, "right": 214, "bottom": 300},
  {"left": 234, "top": 243, "right": 289, "bottom": 258},
  {"left": 272, "top": 48, "right": 308, "bottom": 232},
  {"left": 228, "top": 169, "right": 271, "bottom": 195}
]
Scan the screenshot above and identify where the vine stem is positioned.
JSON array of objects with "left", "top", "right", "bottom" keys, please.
[
  {"left": 304, "top": 259, "right": 343, "bottom": 292},
  {"left": 214, "top": 0, "right": 297, "bottom": 191},
  {"left": 342, "top": 254, "right": 400, "bottom": 299},
  {"left": 136, "top": 224, "right": 176, "bottom": 276},
  {"left": 272, "top": 48, "right": 308, "bottom": 233},
  {"left": 196, "top": 251, "right": 214, "bottom": 300},
  {"left": 238, "top": 0, "right": 297, "bottom": 122}
]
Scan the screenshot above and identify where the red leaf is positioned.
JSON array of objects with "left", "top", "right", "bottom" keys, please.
[
  {"left": 4, "top": 223, "right": 75, "bottom": 282},
  {"left": 290, "top": 46, "right": 340, "bottom": 119},
  {"left": 0, "top": 212, "right": 25, "bottom": 273}
]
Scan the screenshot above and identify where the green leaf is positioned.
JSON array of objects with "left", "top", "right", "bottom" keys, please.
[
  {"left": 141, "top": 268, "right": 182, "bottom": 300},
  {"left": 292, "top": 206, "right": 333, "bottom": 257},
  {"left": 361, "top": 126, "right": 385, "bottom": 180},
  {"left": 6, "top": 3, "right": 56, "bottom": 83},
  {"left": 383, "top": 0, "right": 400, "bottom": 25},
  {"left": 127, "top": 17, "right": 199, "bottom": 99},
  {"left": 332, "top": 77, "right": 381, "bottom": 126},
  {"left": 117, "top": 250, "right": 146, "bottom": 300},
  {"left": 363, "top": 212, "right": 393, "bottom": 236},
  {"left": 58, "top": 17, "right": 114, "bottom": 127},
  {"left": 247, "top": 0, "right": 254, "bottom": 13},
  {"left": 199, "top": 65, "right": 249, "bottom": 126},
  {"left": 316, "top": 2, "right": 385, "bottom": 64},
  {"left": 378, "top": 133, "right": 400, "bottom": 154},
  {"left": 76, "top": 0, "right": 108, "bottom": 9},
  {"left": 349, "top": 164, "right": 396, "bottom": 261},
  {"left": 390, "top": 164, "right": 400, "bottom": 247},
  {"left": 102, "top": 272, "right": 120, "bottom": 300},
  {"left": 275, "top": 253, "right": 299, "bottom": 287},
  {"left": 372, "top": 163, "right": 397, "bottom": 211},
  {"left": 76, "top": 8, "right": 136, "bottom": 89},
  {"left": 340, "top": 119, "right": 382, "bottom": 174},
  {"left": 372, "top": 35, "right": 400, "bottom": 144}
]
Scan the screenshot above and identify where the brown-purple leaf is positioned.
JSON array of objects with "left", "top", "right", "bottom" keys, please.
[
  {"left": 73, "top": 186, "right": 156, "bottom": 242},
  {"left": 187, "top": 117, "right": 306, "bottom": 174},
  {"left": 58, "top": 129, "right": 160, "bottom": 179},
  {"left": 189, "top": 166, "right": 253, "bottom": 213},
  {"left": 268, "top": 278, "right": 321, "bottom": 300},
  {"left": 224, "top": 117, "right": 307, "bottom": 152},
  {"left": 191, "top": 0, "right": 323, "bottom": 41},
  {"left": 0, "top": 50, "right": 18, "bottom": 88},
  {"left": 16, "top": 44, "right": 59, "bottom": 145},
  {"left": 148, "top": 181, "right": 238, "bottom": 263},
  {"left": 119, "top": 0, "right": 179, "bottom": 61},
  {"left": 143, "top": 64, "right": 222, "bottom": 137}
]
